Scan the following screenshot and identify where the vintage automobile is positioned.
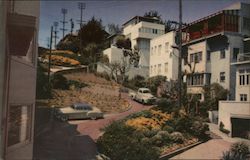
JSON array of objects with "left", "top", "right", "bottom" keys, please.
[
  {"left": 129, "top": 88, "right": 157, "bottom": 104},
  {"left": 55, "top": 103, "right": 104, "bottom": 121}
]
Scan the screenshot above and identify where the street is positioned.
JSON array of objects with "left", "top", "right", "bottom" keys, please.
[{"left": 33, "top": 94, "right": 151, "bottom": 160}]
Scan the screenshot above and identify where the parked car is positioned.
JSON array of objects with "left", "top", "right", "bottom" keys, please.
[
  {"left": 54, "top": 103, "right": 104, "bottom": 121},
  {"left": 129, "top": 88, "right": 156, "bottom": 104}
]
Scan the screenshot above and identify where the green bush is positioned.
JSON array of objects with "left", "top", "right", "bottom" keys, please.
[
  {"left": 190, "top": 121, "right": 209, "bottom": 141},
  {"left": 170, "top": 132, "right": 185, "bottom": 143},
  {"left": 155, "top": 98, "right": 176, "bottom": 113},
  {"left": 222, "top": 142, "right": 249, "bottom": 160},
  {"left": 124, "top": 75, "right": 146, "bottom": 90},
  {"left": 146, "top": 75, "right": 166, "bottom": 95},
  {"left": 51, "top": 73, "right": 69, "bottom": 90},
  {"left": 36, "top": 62, "right": 52, "bottom": 99},
  {"left": 68, "top": 80, "right": 88, "bottom": 89},
  {"left": 162, "top": 125, "right": 174, "bottom": 133},
  {"left": 97, "top": 122, "right": 160, "bottom": 160},
  {"left": 125, "top": 110, "right": 153, "bottom": 120}
]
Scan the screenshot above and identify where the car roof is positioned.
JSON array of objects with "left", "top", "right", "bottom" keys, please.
[
  {"left": 73, "top": 103, "right": 91, "bottom": 107},
  {"left": 139, "top": 88, "right": 150, "bottom": 91}
]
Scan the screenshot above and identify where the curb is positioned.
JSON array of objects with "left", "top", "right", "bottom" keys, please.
[{"left": 159, "top": 141, "right": 203, "bottom": 160}]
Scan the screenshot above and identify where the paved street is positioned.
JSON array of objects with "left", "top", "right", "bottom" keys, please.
[{"left": 33, "top": 94, "right": 151, "bottom": 160}]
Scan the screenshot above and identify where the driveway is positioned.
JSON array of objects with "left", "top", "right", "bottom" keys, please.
[{"left": 33, "top": 93, "right": 151, "bottom": 160}]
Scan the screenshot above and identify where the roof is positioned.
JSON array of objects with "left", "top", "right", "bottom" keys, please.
[{"left": 122, "top": 16, "right": 161, "bottom": 26}]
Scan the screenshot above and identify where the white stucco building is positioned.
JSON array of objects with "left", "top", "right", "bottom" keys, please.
[
  {"left": 218, "top": 58, "right": 250, "bottom": 139},
  {"left": 182, "top": 2, "right": 250, "bottom": 101},
  {"left": 0, "top": 0, "right": 40, "bottom": 159},
  {"left": 149, "top": 31, "right": 179, "bottom": 80},
  {"left": 123, "top": 16, "right": 165, "bottom": 67}
]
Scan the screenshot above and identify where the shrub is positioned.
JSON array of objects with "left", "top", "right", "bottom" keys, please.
[
  {"left": 190, "top": 121, "right": 209, "bottom": 141},
  {"left": 68, "top": 80, "right": 88, "bottom": 89},
  {"left": 170, "top": 132, "right": 185, "bottom": 143},
  {"left": 147, "top": 75, "right": 166, "bottom": 95},
  {"left": 222, "top": 142, "right": 249, "bottom": 160},
  {"left": 143, "top": 129, "right": 159, "bottom": 138},
  {"left": 155, "top": 98, "right": 176, "bottom": 113},
  {"left": 162, "top": 125, "right": 174, "bottom": 133},
  {"left": 51, "top": 73, "right": 69, "bottom": 90},
  {"left": 124, "top": 75, "right": 146, "bottom": 90},
  {"left": 97, "top": 122, "right": 160, "bottom": 160}
]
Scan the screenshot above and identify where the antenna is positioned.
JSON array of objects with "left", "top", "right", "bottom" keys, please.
[
  {"left": 77, "top": 2, "right": 86, "bottom": 29},
  {"left": 60, "top": 8, "right": 68, "bottom": 38},
  {"left": 53, "top": 21, "right": 59, "bottom": 49}
]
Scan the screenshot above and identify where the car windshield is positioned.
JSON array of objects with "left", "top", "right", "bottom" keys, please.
[
  {"left": 71, "top": 104, "right": 93, "bottom": 110},
  {"left": 143, "top": 90, "right": 150, "bottom": 93}
]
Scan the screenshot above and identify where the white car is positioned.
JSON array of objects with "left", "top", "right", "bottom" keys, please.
[{"left": 129, "top": 88, "right": 156, "bottom": 104}]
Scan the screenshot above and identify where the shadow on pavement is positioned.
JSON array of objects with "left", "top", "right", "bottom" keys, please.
[{"left": 33, "top": 106, "right": 97, "bottom": 160}]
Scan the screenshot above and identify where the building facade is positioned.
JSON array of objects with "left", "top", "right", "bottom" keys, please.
[
  {"left": 0, "top": 0, "right": 40, "bottom": 159},
  {"left": 218, "top": 59, "right": 250, "bottom": 139},
  {"left": 182, "top": 2, "right": 250, "bottom": 101},
  {"left": 149, "top": 31, "right": 179, "bottom": 80},
  {"left": 122, "top": 16, "right": 165, "bottom": 68}
]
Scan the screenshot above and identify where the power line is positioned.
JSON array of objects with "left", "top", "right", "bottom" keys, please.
[{"left": 60, "top": 8, "right": 68, "bottom": 38}]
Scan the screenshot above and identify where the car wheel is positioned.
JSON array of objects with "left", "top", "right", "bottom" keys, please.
[
  {"left": 141, "top": 99, "right": 145, "bottom": 105},
  {"left": 90, "top": 116, "right": 97, "bottom": 120},
  {"left": 61, "top": 115, "right": 68, "bottom": 122}
]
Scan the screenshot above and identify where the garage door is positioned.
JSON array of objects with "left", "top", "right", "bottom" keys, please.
[{"left": 231, "top": 118, "right": 250, "bottom": 139}]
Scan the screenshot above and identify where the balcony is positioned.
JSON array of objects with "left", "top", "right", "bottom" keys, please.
[{"left": 183, "top": 10, "right": 239, "bottom": 43}]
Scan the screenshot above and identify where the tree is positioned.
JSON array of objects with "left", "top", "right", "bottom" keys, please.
[
  {"left": 107, "top": 23, "right": 122, "bottom": 35},
  {"left": 144, "top": 10, "right": 162, "bottom": 22},
  {"left": 78, "top": 17, "right": 108, "bottom": 48},
  {"left": 56, "top": 34, "right": 80, "bottom": 53}
]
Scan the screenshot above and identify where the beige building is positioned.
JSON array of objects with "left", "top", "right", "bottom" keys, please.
[
  {"left": 218, "top": 59, "right": 250, "bottom": 138},
  {"left": 0, "top": 0, "right": 40, "bottom": 159},
  {"left": 123, "top": 16, "right": 165, "bottom": 67},
  {"left": 182, "top": 2, "right": 250, "bottom": 101},
  {"left": 149, "top": 31, "right": 179, "bottom": 80}
]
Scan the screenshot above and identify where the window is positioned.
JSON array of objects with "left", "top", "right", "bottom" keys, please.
[
  {"left": 187, "top": 74, "right": 204, "bottom": 86},
  {"left": 154, "top": 46, "right": 157, "bottom": 55},
  {"left": 190, "top": 52, "right": 202, "bottom": 63},
  {"left": 243, "top": 17, "right": 250, "bottom": 29},
  {"left": 8, "top": 105, "right": 32, "bottom": 147},
  {"left": 164, "top": 63, "right": 168, "bottom": 73},
  {"left": 240, "top": 94, "right": 247, "bottom": 101},
  {"left": 165, "top": 42, "right": 169, "bottom": 53},
  {"left": 233, "top": 48, "right": 239, "bottom": 60},
  {"left": 220, "top": 50, "right": 225, "bottom": 59},
  {"left": 150, "top": 66, "right": 153, "bottom": 74},
  {"left": 154, "top": 65, "right": 156, "bottom": 74},
  {"left": 158, "top": 64, "right": 161, "bottom": 74},
  {"left": 158, "top": 45, "right": 162, "bottom": 56},
  {"left": 239, "top": 68, "right": 250, "bottom": 85},
  {"left": 207, "top": 51, "right": 211, "bottom": 61},
  {"left": 220, "top": 72, "right": 225, "bottom": 83},
  {"left": 151, "top": 47, "right": 154, "bottom": 56}
]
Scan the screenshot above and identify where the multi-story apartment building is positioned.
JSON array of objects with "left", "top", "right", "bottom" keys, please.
[
  {"left": 149, "top": 31, "right": 179, "bottom": 80},
  {"left": 218, "top": 57, "right": 250, "bottom": 138},
  {"left": 122, "top": 16, "right": 165, "bottom": 68},
  {"left": 0, "top": 1, "right": 40, "bottom": 159},
  {"left": 182, "top": 2, "right": 250, "bottom": 101}
]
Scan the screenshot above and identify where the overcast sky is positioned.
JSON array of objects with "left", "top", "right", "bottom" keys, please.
[{"left": 39, "top": 0, "right": 250, "bottom": 48}]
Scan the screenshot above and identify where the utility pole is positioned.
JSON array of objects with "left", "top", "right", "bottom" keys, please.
[
  {"left": 60, "top": 8, "right": 68, "bottom": 38},
  {"left": 48, "top": 26, "right": 53, "bottom": 87},
  {"left": 177, "top": 0, "right": 183, "bottom": 108},
  {"left": 53, "top": 21, "right": 59, "bottom": 49},
  {"left": 78, "top": 2, "right": 86, "bottom": 28},
  {"left": 77, "top": 2, "right": 86, "bottom": 56}
]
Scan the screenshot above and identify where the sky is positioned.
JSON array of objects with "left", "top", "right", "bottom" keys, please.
[{"left": 39, "top": 0, "right": 250, "bottom": 48}]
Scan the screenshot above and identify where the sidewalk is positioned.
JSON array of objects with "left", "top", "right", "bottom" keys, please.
[{"left": 171, "top": 123, "right": 250, "bottom": 160}]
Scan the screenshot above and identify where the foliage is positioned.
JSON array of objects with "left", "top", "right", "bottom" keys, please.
[
  {"left": 97, "top": 121, "right": 160, "bottom": 160},
  {"left": 36, "top": 62, "right": 51, "bottom": 99},
  {"left": 202, "top": 83, "right": 229, "bottom": 112},
  {"left": 124, "top": 75, "right": 146, "bottom": 90},
  {"left": 107, "top": 23, "right": 122, "bottom": 35},
  {"left": 190, "top": 121, "right": 209, "bottom": 140},
  {"left": 170, "top": 132, "right": 185, "bottom": 143},
  {"left": 115, "top": 36, "right": 131, "bottom": 50},
  {"left": 155, "top": 98, "right": 177, "bottom": 113},
  {"left": 222, "top": 142, "right": 249, "bottom": 160},
  {"left": 144, "top": 10, "right": 163, "bottom": 23},
  {"left": 68, "top": 80, "right": 88, "bottom": 89},
  {"left": 56, "top": 34, "right": 80, "bottom": 53},
  {"left": 78, "top": 17, "right": 108, "bottom": 48},
  {"left": 44, "top": 55, "right": 80, "bottom": 66},
  {"left": 51, "top": 73, "right": 69, "bottom": 90},
  {"left": 147, "top": 75, "right": 166, "bottom": 95}
]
